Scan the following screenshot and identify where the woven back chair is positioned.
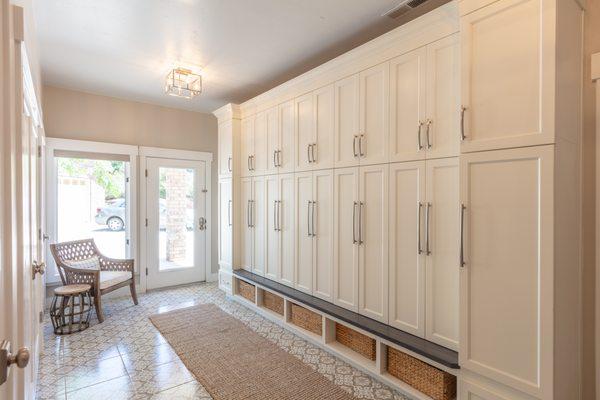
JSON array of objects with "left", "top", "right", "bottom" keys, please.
[{"left": 50, "top": 238, "right": 138, "bottom": 323}]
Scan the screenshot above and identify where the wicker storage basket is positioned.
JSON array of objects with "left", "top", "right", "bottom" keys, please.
[
  {"left": 237, "top": 280, "right": 255, "bottom": 303},
  {"left": 335, "top": 323, "right": 376, "bottom": 361},
  {"left": 262, "top": 291, "right": 284, "bottom": 315},
  {"left": 387, "top": 347, "right": 456, "bottom": 400},
  {"left": 289, "top": 303, "right": 322, "bottom": 335}
]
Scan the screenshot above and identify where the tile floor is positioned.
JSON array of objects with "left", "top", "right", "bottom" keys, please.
[{"left": 37, "top": 282, "right": 412, "bottom": 400}]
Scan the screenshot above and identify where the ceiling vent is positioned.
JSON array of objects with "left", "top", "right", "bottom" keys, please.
[{"left": 382, "top": 0, "right": 430, "bottom": 19}]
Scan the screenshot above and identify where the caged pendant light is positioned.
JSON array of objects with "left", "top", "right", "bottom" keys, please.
[{"left": 165, "top": 68, "right": 202, "bottom": 99}]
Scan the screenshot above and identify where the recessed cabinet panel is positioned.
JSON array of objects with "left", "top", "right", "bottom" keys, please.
[
  {"left": 295, "top": 93, "right": 314, "bottom": 173},
  {"left": 295, "top": 172, "right": 313, "bottom": 293},
  {"left": 313, "top": 169, "right": 334, "bottom": 302},
  {"left": 359, "top": 63, "right": 389, "bottom": 166},
  {"left": 218, "top": 178, "right": 232, "bottom": 268},
  {"left": 266, "top": 107, "right": 279, "bottom": 175},
  {"left": 460, "top": 146, "right": 553, "bottom": 397},
  {"left": 240, "top": 177, "right": 253, "bottom": 271},
  {"left": 314, "top": 85, "right": 335, "bottom": 170},
  {"left": 279, "top": 100, "right": 295, "bottom": 174},
  {"left": 218, "top": 120, "right": 233, "bottom": 177},
  {"left": 265, "top": 175, "right": 279, "bottom": 281},
  {"left": 389, "top": 161, "right": 425, "bottom": 336},
  {"left": 253, "top": 112, "right": 268, "bottom": 175},
  {"left": 279, "top": 173, "right": 295, "bottom": 289},
  {"left": 334, "top": 75, "right": 360, "bottom": 168},
  {"left": 241, "top": 117, "right": 254, "bottom": 177},
  {"left": 252, "top": 176, "right": 266, "bottom": 276}
]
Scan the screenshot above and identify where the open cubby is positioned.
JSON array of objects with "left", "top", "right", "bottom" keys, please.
[
  {"left": 236, "top": 279, "right": 256, "bottom": 303},
  {"left": 289, "top": 302, "right": 322, "bottom": 336},
  {"left": 335, "top": 322, "right": 376, "bottom": 361}
]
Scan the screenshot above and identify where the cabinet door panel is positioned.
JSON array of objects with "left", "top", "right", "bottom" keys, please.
[
  {"left": 312, "top": 169, "right": 334, "bottom": 301},
  {"left": 295, "top": 93, "right": 314, "bottom": 173},
  {"left": 461, "top": 0, "right": 553, "bottom": 152},
  {"left": 218, "top": 178, "right": 232, "bottom": 268},
  {"left": 279, "top": 173, "right": 295, "bottom": 287},
  {"left": 218, "top": 120, "right": 233, "bottom": 176},
  {"left": 240, "top": 177, "right": 253, "bottom": 271},
  {"left": 334, "top": 75, "right": 360, "bottom": 168},
  {"left": 266, "top": 107, "right": 279, "bottom": 175},
  {"left": 389, "top": 161, "right": 425, "bottom": 335},
  {"left": 460, "top": 146, "right": 553, "bottom": 397},
  {"left": 358, "top": 164, "right": 388, "bottom": 323},
  {"left": 253, "top": 112, "right": 268, "bottom": 175},
  {"left": 426, "top": 34, "right": 460, "bottom": 159},
  {"left": 314, "top": 85, "right": 334, "bottom": 170},
  {"left": 241, "top": 117, "right": 254, "bottom": 177},
  {"left": 279, "top": 100, "right": 295, "bottom": 174},
  {"left": 333, "top": 167, "right": 359, "bottom": 311},
  {"left": 252, "top": 176, "right": 266, "bottom": 276},
  {"left": 389, "top": 47, "right": 427, "bottom": 163},
  {"left": 265, "top": 175, "right": 279, "bottom": 281},
  {"left": 425, "top": 158, "right": 459, "bottom": 350},
  {"left": 359, "top": 62, "right": 389, "bottom": 166},
  {"left": 295, "top": 172, "right": 313, "bottom": 293}
]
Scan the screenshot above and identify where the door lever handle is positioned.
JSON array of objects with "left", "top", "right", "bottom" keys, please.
[{"left": 32, "top": 261, "right": 45, "bottom": 279}]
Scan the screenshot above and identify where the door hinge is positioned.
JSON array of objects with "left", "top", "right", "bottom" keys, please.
[
  {"left": 39, "top": 310, "right": 44, "bottom": 323},
  {"left": 126, "top": 239, "right": 130, "bottom": 245},
  {"left": 145, "top": 169, "right": 148, "bottom": 178},
  {"left": 202, "top": 188, "right": 208, "bottom": 193},
  {"left": 37, "top": 145, "right": 42, "bottom": 158},
  {"left": 126, "top": 177, "right": 130, "bottom": 183},
  {"left": 145, "top": 218, "right": 148, "bottom": 227},
  {"left": 38, "top": 228, "right": 42, "bottom": 241},
  {"left": 145, "top": 268, "right": 148, "bottom": 276}
]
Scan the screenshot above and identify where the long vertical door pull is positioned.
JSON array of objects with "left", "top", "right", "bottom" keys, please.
[
  {"left": 425, "top": 202, "right": 432, "bottom": 255},
  {"left": 460, "top": 204, "right": 466, "bottom": 267},
  {"left": 307, "top": 201, "right": 312, "bottom": 237},
  {"left": 352, "top": 202, "right": 358, "bottom": 244},
  {"left": 311, "top": 201, "right": 317, "bottom": 237},
  {"left": 358, "top": 202, "right": 364, "bottom": 244},
  {"left": 418, "top": 202, "right": 423, "bottom": 254}
]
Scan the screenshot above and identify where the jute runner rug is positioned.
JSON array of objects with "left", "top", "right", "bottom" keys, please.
[{"left": 149, "top": 303, "right": 355, "bottom": 400}]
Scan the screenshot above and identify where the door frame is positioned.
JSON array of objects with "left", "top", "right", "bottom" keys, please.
[{"left": 139, "top": 146, "right": 212, "bottom": 292}]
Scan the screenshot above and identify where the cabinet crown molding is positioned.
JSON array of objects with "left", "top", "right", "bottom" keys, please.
[{"left": 213, "top": 103, "right": 241, "bottom": 123}]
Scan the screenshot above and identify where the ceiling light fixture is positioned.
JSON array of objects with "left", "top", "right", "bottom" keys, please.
[{"left": 165, "top": 67, "right": 202, "bottom": 99}]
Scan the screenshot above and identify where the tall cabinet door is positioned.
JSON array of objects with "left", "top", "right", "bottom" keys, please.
[
  {"left": 334, "top": 75, "right": 360, "bottom": 168},
  {"left": 313, "top": 85, "right": 334, "bottom": 170},
  {"left": 251, "top": 176, "right": 266, "bottom": 276},
  {"left": 295, "top": 172, "right": 313, "bottom": 293},
  {"left": 312, "top": 169, "right": 334, "bottom": 302},
  {"left": 218, "top": 178, "right": 232, "bottom": 269},
  {"left": 295, "top": 93, "right": 314, "bottom": 173},
  {"left": 279, "top": 173, "right": 295, "bottom": 288},
  {"left": 333, "top": 167, "right": 359, "bottom": 311},
  {"left": 389, "top": 47, "right": 427, "bottom": 163},
  {"left": 358, "top": 164, "right": 389, "bottom": 323},
  {"left": 425, "top": 34, "right": 460, "bottom": 160},
  {"left": 265, "top": 107, "right": 279, "bottom": 175},
  {"left": 388, "top": 161, "right": 425, "bottom": 336},
  {"left": 253, "top": 112, "right": 268, "bottom": 175},
  {"left": 359, "top": 62, "right": 389, "bottom": 166},
  {"left": 218, "top": 120, "right": 233, "bottom": 177},
  {"left": 240, "top": 177, "right": 253, "bottom": 271},
  {"left": 425, "top": 157, "right": 459, "bottom": 350},
  {"left": 241, "top": 117, "right": 254, "bottom": 177},
  {"left": 460, "top": 146, "right": 553, "bottom": 397},
  {"left": 279, "top": 100, "right": 295, "bottom": 174},
  {"left": 265, "top": 175, "right": 279, "bottom": 281},
  {"left": 460, "top": 0, "right": 553, "bottom": 152}
]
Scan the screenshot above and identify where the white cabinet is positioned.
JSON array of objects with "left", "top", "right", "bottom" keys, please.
[
  {"left": 253, "top": 112, "right": 268, "bottom": 175},
  {"left": 295, "top": 93, "right": 314, "bottom": 173},
  {"left": 359, "top": 63, "right": 389, "bottom": 166},
  {"left": 265, "top": 175, "right": 279, "bottom": 280},
  {"left": 278, "top": 100, "right": 295, "bottom": 173},
  {"left": 241, "top": 117, "right": 254, "bottom": 177},
  {"left": 460, "top": 146, "right": 554, "bottom": 397},
  {"left": 295, "top": 171, "right": 313, "bottom": 293},
  {"left": 265, "top": 107, "right": 279, "bottom": 176},
  {"left": 252, "top": 176, "right": 266, "bottom": 276},
  {"left": 240, "top": 177, "right": 253, "bottom": 271},
  {"left": 334, "top": 75, "right": 360, "bottom": 168},
  {"left": 218, "top": 120, "right": 233, "bottom": 177},
  {"left": 218, "top": 178, "right": 233, "bottom": 269}
]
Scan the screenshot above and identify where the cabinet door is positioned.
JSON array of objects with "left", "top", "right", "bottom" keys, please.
[
  {"left": 251, "top": 176, "right": 266, "bottom": 276},
  {"left": 358, "top": 164, "right": 389, "bottom": 323},
  {"left": 218, "top": 178, "right": 232, "bottom": 268},
  {"left": 312, "top": 169, "right": 334, "bottom": 302},
  {"left": 333, "top": 167, "right": 359, "bottom": 311},
  {"left": 334, "top": 75, "right": 360, "bottom": 168},
  {"left": 241, "top": 117, "right": 254, "bottom": 177},
  {"left": 359, "top": 62, "right": 389, "bottom": 166},
  {"left": 425, "top": 158, "right": 459, "bottom": 350},
  {"left": 278, "top": 100, "right": 295, "bottom": 174},
  {"left": 389, "top": 47, "right": 427, "bottom": 163},
  {"left": 313, "top": 85, "right": 334, "bottom": 170},
  {"left": 279, "top": 173, "right": 295, "bottom": 287},
  {"left": 459, "top": 378, "right": 513, "bottom": 400},
  {"left": 218, "top": 120, "right": 233, "bottom": 177},
  {"left": 425, "top": 34, "right": 460, "bottom": 160},
  {"left": 265, "top": 107, "right": 279, "bottom": 175},
  {"left": 265, "top": 175, "right": 279, "bottom": 281},
  {"left": 460, "top": 0, "right": 553, "bottom": 152},
  {"left": 460, "top": 146, "right": 553, "bottom": 397},
  {"left": 295, "top": 171, "right": 313, "bottom": 293},
  {"left": 253, "top": 111, "right": 268, "bottom": 175},
  {"left": 389, "top": 161, "right": 425, "bottom": 336},
  {"left": 240, "top": 177, "right": 253, "bottom": 271},
  {"left": 295, "top": 92, "right": 314, "bottom": 173}
]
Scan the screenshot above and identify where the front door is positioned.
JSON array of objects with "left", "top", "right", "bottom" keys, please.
[{"left": 146, "top": 158, "right": 207, "bottom": 289}]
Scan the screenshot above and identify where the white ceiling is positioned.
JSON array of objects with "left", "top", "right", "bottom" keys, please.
[{"left": 34, "top": 0, "right": 424, "bottom": 113}]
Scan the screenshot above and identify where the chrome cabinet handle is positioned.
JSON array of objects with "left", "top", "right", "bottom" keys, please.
[
  {"left": 307, "top": 201, "right": 312, "bottom": 237},
  {"left": 359, "top": 135, "right": 365, "bottom": 157},
  {"left": 425, "top": 120, "right": 432, "bottom": 149},
  {"left": 307, "top": 144, "right": 311, "bottom": 163},
  {"left": 251, "top": 155, "right": 255, "bottom": 171},
  {"left": 278, "top": 201, "right": 281, "bottom": 231},
  {"left": 460, "top": 204, "right": 466, "bottom": 267},
  {"left": 273, "top": 200, "right": 278, "bottom": 231},
  {"left": 277, "top": 150, "right": 282, "bottom": 167},
  {"left": 352, "top": 201, "right": 358, "bottom": 244},
  {"left": 311, "top": 143, "right": 317, "bottom": 163},
  {"left": 311, "top": 201, "right": 316, "bottom": 237},
  {"left": 228, "top": 200, "right": 232, "bottom": 226},
  {"left": 273, "top": 151, "right": 277, "bottom": 168},
  {"left": 425, "top": 202, "right": 431, "bottom": 255},
  {"left": 417, "top": 121, "right": 424, "bottom": 151},
  {"left": 228, "top": 157, "right": 232, "bottom": 172},
  {"left": 417, "top": 202, "right": 423, "bottom": 255},
  {"left": 353, "top": 136, "right": 358, "bottom": 158},
  {"left": 358, "top": 202, "right": 364, "bottom": 244},
  {"left": 247, "top": 156, "right": 251, "bottom": 172},
  {"left": 460, "top": 106, "right": 467, "bottom": 141}
]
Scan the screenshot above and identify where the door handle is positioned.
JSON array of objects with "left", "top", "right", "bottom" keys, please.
[
  {"left": 273, "top": 200, "right": 278, "bottom": 232},
  {"left": 417, "top": 121, "right": 424, "bottom": 150},
  {"left": 425, "top": 120, "right": 432, "bottom": 149},
  {"left": 277, "top": 200, "right": 281, "bottom": 231},
  {"left": 460, "top": 204, "right": 466, "bottom": 267},
  {"left": 251, "top": 200, "right": 255, "bottom": 227},
  {"left": 251, "top": 155, "right": 255, "bottom": 171},
  {"left": 307, "top": 201, "right": 312, "bottom": 237},
  {"left": 460, "top": 106, "right": 467, "bottom": 141},
  {"left": 247, "top": 200, "right": 251, "bottom": 228},
  {"left": 358, "top": 202, "right": 364, "bottom": 244},
  {"left": 228, "top": 157, "right": 232, "bottom": 172},
  {"left": 307, "top": 144, "right": 311, "bottom": 164},
  {"left": 277, "top": 150, "right": 282, "bottom": 167},
  {"left": 0, "top": 341, "right": 30, "bottom": 386},
  {"left": 228, "top": 200, "right": 232, "bottom": 227},
  {"left": 32, "top": 261, "right": 45, "bottom": 279},
  {"left": 359, "top": 135, "right": 365, "bottom": 157},
  {"left": 311, "top": 143, "right": 317, "bottom": 163},
  {"left": 247, "top": 156, "right": 251, "bottom": 172},
  {"left": 353, "top": 136, "right": 358, "bottom": 158},
  {"left": 352, "top": 201, "right": 358, "bottom": 244},
  {"left": 311, "top": 201, "right": 316, "bottom": 237},
  {"left": 425, "top": 202, "right": 432, "bottom": 255},
  {"left": 417, "top": 202, "right": 423, "bottom": 255}
]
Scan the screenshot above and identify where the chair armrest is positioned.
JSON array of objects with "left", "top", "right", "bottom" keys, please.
[{"left": 99, "top": 255, "right": 135, "bottom": 273}]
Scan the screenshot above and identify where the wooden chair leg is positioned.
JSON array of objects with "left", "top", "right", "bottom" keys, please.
[
  {"left": 129, "top": 281, "right": 139, "bottom": 305},
  {"left": 94, "top": 295, "right": 105, "bottom": 323}
]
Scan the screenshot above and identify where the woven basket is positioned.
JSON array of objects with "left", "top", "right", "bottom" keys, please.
[
  {"left": 335, "top": 323, "right": 376, "bottom": 361},
  {"left": 290, "top": 303, "right": 322, "bottom": 336},
  {"left": 262, "top": 291, "right": 284, "bottom": 315},
  {"left": 237, "top": 280, "right": 255, "bottom": 303},
  {"left": 387, "top": 347, "right": 456, "bottom": 400}
]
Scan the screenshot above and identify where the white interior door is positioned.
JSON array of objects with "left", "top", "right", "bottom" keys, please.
[{"left": 146, "top": 157, "right": 207, "bottom": 289}]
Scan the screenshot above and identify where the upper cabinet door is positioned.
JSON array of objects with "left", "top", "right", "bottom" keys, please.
[
  {"left": 295, "top": 92, "right": 315, "bottom": 173},
  {"left": 265, "top": 175, "right": 279, "bottom": 281},
  {"left": 425, "top": 157, "right": 459, "bottom": 351},
  {"left": 425, "top": 34, "right": 460, "bottom": 160},
  {"left": 218, "top": 120, "right": 233, "bottom": 177},
  {"left": 240, "top": 117, "right": 254, "bottom": 177},
  {"left": 313, "top": 85, "right": 335, "bottom": 170},
  {"left": 389, "top": 47, "right": 427, "bottom": 163},
  {"left": 278, "top": 100, "right": 295, "bottom": 174},
  {"left": 240, "top": 177, "right": 253, "bottom": 271},
  {"left": 312, "top": 169, "right": 334, "bottom": 302},
  {"left": 253, "top": 111, "right": 268, "bottom": 175},
  {"left": 334, "top": 75, "right": 360, "bottom": 168},
  {"left": 359, "top": 62, "right": 389, "bottom": 166},
  {"left": 295, "top": 171, "right": 313, "bottom": 293},
  {"left": 460, "top": 146, "right": 554, "bottom": 398},
  {"left": 460, "top": 0, "right": 553, "bottom": 152},
  {"left": 265, "top": 107, "right": 279, "bottom": 175}
]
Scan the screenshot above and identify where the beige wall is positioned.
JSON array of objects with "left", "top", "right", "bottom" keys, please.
[{"left": 42, "top": 85, "right": 220, "bottom": 275}]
